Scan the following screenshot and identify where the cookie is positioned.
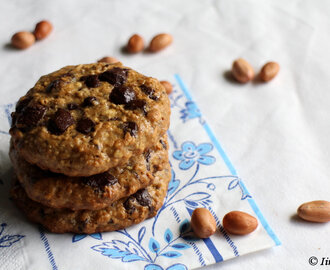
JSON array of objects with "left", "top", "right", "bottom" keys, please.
[
  {"left": 10, "top": 136, "right": 169, "bottom": 210},
  {"left": 11, "top": 162, "right": 171, "bottom": 234},
  {"left": 10, "top": 62, "right": 170, "bottom": 177}
]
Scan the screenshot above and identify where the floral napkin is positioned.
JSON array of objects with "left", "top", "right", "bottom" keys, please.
[{"left": 0, "top": 75, "right": 280, "bottom": 270}]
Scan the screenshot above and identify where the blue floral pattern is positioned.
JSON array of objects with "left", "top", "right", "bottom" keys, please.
[
  {"left": 0, "top": 223, "right": 25, "bottom": 248},
  {"left": 173, "top": 142, "right": 215, "bottom": 170},
  {"left": 92, "top": 224, "right": 191, "bottom": 269},
  {"left": 180, "top": 101, "right": 201, "bottom": 123},
  {"left": 0, "top": 75, "right": 279, "bottom": 269}
]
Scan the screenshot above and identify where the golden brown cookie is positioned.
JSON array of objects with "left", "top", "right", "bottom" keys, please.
[
  {"left": 10, "top": 162, "right": 171, "bottom": 234},
  {"left": 10, "top": 63, "right": 170, "bottom": 177},
  {"left": 9, "top": 136, "right": 168, "bottom": 210}
]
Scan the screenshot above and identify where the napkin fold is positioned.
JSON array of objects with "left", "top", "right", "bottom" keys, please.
[{"left": 0, "top": 75, "right": 279, "bottom": 270}]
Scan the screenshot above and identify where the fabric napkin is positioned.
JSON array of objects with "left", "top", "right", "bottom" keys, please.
[{"left": 0, "top": 75, "right": 279, "bottom": 270}]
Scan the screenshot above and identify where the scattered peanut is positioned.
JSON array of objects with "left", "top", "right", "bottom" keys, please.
[
  {"left": 297, "top": 200, "right": 330, "bottom": 223},
  {"left": 11, "top": 31, "right": 35, "bottom": 49},
  {"left": 160, "top": 81, "right": 173, "bottom": 95},
  {"left": 98, "top": 56, "right": 119, "bottom": 64},
  {"left": 149, "top": 33, "right": 173, "bottom": 52},
  {"left": 34, "top": 20, "right": 53, "bottom": 40},
  {"left": 223, "top": 211, "right": 258, "bottom": 235},
  {"left": 231, "top": 58, "right": 254, "bottom": 83},
  {"left": 259, "top": 62, "right": 280, "bottom": 82},
  {"left": 191, "top": 208, "right": 217, "bottom": 238},
  {"left": 127, "top": 34, "right": 144, "bottom": 53}
]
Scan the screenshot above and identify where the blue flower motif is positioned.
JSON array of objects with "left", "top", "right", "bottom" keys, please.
[
  {"left": 173, "top": 142, "right": 215, "bottom": 170},
  {"left": 180, "top": 101, "right": 201, "bottom": 123},
  {"left": 72, "top": 233, "right": 102, "bottom": 242},
  {"left": 0, "top": 223, "right": 25, "bottom": 248}
]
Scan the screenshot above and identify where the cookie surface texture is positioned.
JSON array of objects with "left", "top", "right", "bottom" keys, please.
[
  {"left": 11, "top": 162, "right": 171, "bottom": 234},
  {"left": 10, "top": 63, "right": 170, "bottom": 176},
  {"left": 10, "top": 137, "right": 169, "bottom": 210}
]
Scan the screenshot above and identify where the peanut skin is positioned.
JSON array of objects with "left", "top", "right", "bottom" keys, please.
[
  {"left": 160, "top": 81, "right": 173, "bottom": 95},
  {"left": 97, "top": 56, "right": 119, "bottom": 64},
  {"left": 191, "top": 208, "right": 217, "bottom": 238},
  {"left": 223, "top": 211, "right": 258, "bottom": 235},
  {"left": 149, "top": 33, "right": 173, "bottom": 52},
  {"left": 232, "top": 58, "right": 254, "bottom": 83},
  {"left": 11, "top": 32, "right": 35, "bottom": 49},
  {"left": 34, "top": 20, "right": 53, "bottom": 40},
  {"left": 297, "top": 200, "right": 330, "bottom": 223},
  {"left": 259, "top": 62, "right": 280, "bottom": 82},
  {"left": 127, "top": 34, "right": 144, "bottom": 53}
]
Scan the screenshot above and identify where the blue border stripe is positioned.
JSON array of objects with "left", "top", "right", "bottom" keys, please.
[
  {"left": 174, "top": 74, "right": 281, "bottom": 246},
  {"left": 39, "top": 227, "right": 58, "bottom": 270},
  {"left": 186, "top": 208, "right": 223, "bottom": 262}
]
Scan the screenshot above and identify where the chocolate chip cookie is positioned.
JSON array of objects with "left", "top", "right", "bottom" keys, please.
[
  {"left": 10, "top": 63, "right": 170, "bottom": 177},
  {"left": 11, "top": 162, "right": 171, "bottom": 234},
  {"left": 10, "top": 136, "right": 169, "bottom": 210}
]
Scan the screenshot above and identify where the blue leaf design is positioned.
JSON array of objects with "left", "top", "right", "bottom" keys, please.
[
  {"left": 184, "top": 200, "right": 198, "bottom": 208},
  {"left": 138, "top": 226, "right": 146, "bottom": 244},
  {"left": 92, "top": 240, "right": 146, "bottom": 262},
  {"left": 228, "top": 179, "right": 239, "bottom": 190},
  {"left": 171, "top": 243, "right": 190, "bottom": 250},
  {"left": 164, "top": 228, "right": 173, "bottom": 243},
  {"left": 95, "top": 248, "right": 145, "bottom": 262},
  {"left": 184, "top": 192, "right": 210, "bottom": 202},
  {"left": 179, "top": 219, "right": 190, "bottom": 234},
  {"left": 182, "top": 234, "right": 199, "bottom": 242},
  {"left": 0, "top": 235, "right": 25, "bottom": 247},
  {"left": 160, "top": 251, "right": 182, "bottom": 258},
  {"left": 145, "top": 264, "right": 164, "bottom": 270},
  {"left": 166, "top": 263, "right": 188, "bottom": 270},
  {"left": 90, "top": 233, "right": 102, "bottom": 240},
  {"left": 72, "top": 234, "right": 87, "bottom": 242},
  {"left": 148, "top": 237, "right": 160, "bottom": 253}
]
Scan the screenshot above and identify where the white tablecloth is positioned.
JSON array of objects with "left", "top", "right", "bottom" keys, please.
[{"left": 0, "top": 0, "right": 329, "bottom": 269}]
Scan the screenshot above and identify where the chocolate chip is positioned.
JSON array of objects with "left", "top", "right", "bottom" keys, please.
[
  {"left": 160, "top": 139, "right": 167, "bottom": 150},
  {"left": 122, "top": 122, "right": 138, "bottom": 137},
  {"left": 46, "top": 79, "right": 61, "bottom": 93},
  {"left": 15, "top": 97, "right": 32, "bottom": 113},
  {"left": 67, "top": 103, "right": 78, "bottom": 110},
  {"left": 140, "top": 85, "right": 159, "bottom": 101},
  {"left": 80, "top": 75, "right": 100, "bottom": 88},
  {"left": 82, "top": 96, "right": 98, "bottom": 107},
  {"left": 84, "top": 172, "right": 118, "bottom": 191},
  {"left": 133, "top": 189, "right": 152, "bottom": 207},
  {"left": 110, "top": 86, "right": 136, "bottom": 105},
  {"left": 124, "top": 99, "right": 147, "bottom": 115},
  {"left": 99, "top": 68, "right": 128, "bottom": 86},
  {"left": 124, "top": 197, "right": 136, "bottom": 214},
  {"left": 48, "top": 108, "right": 74, "bottom": 135},
  {"left": 76, "top": 118, "right": 95, "bottom": 134},
  {"left": 16, "top": 105, "right": 47, "bottom": 128},
  {"left": 144, "top": 149, "right": 152, "bottom": 171}
]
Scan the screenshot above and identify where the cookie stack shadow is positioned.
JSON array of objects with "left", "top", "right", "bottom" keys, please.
[{"left": 9, "top": 63, "right": 171, "bottom": 234}]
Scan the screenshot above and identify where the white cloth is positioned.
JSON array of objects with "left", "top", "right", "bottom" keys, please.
[{"left": 0, "top": 0, "right": 329, "bottom": 269}]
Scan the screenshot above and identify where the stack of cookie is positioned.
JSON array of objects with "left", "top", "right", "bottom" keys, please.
[{"left": 9, "top": 63, "right": 171, "bottom": 234}]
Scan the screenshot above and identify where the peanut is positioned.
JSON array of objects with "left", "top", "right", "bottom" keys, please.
[
  {"left": 149, "top": 33, "right": 173, "bottom": 52},
  {"left": 232, "top": 58, "right": 254, "bottom": 83},
  {"left": 223, "top": 211, "right": 258, "bottom": 235},
  {"left": 260, "top": 62, "right": 280, "bottom": 82},
  {"left": 160, "top": 81, "right": 173, "bottom": 95},
  {"left": 127, "top": 34, "right": 144, "bottom": 53},
  {"left": 34, "top": 20, "right": 53, "bottom": 40},
  {"left": 98, "top": 56, "right": 119, "bottom": 64},
  {"left": 11, "top": 32, "right": 35, "bottom": 49},
  {"left": 297, "top": 200, "right": 330, "bottom": 223},
  {"left": 191, "top": 208, "right": 217, "bottom": 238}
]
